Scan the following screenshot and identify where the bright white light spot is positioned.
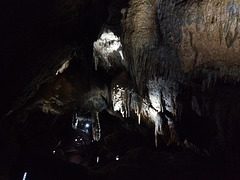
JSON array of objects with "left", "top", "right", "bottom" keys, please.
[
  {"left": 96, "top": 156, "right": 99, "bottom": 163},
  {"left": 53, "top": 150, "right": 56, "bottom": 154},
  {"left": 22, "top": 172, "right": 27, "bottom": 180},
  {"left": 75, "top": 139, "right": 78, "bottom": 142},
  {"left": 56, "top": 60, "right": 70, "bottom": 75},
  {"left": 116, "top": 155, "right": 119, "bottom": 161},
  {"left": 85, "top": 123, "right": 90, "bottom": 128}
]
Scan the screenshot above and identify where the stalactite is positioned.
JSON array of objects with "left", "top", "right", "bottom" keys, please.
[
  {"left": 165, "top": 115, "right": 177, "bottom": 143},
  {"left": 155, "top": 119, "right": 159, "bottom": 147},
  {"left": 93, "top": 28, "right": 126, "bottom": 71},
  {"left": 130, "top": 93, "right": 138, "bottom": 117},
  {"left": 123, "top": 88, "right": 128, "bottom": 117},
  {"left": 127, "top": 89, "right": 132, "bottom": 117},
  {"left": 92, "top": 111, "right": 101, "bottom": 141},
  {"left": 137, "top": 98, "right": 142, "bottom": 124},
  {"left": 112, "top": 85, "right": 122, "bottom": 116},
  {"left": 201, "top": 70, "right": 218, "bottom": 91},
  {"left": 94, "top": 52, "right": 99, "bottom": 71},
  {"left": 111, "top": 76, "right": 181, "bottom": 147},
  {"left": 137, "top": 113, "right": 141, "bottom": 125},
  {"left": 147, "top": 78, "right": 162, "bottom": 112},
  {"left": 191, "top": 96, "right": 201, "bottom": 116},
  {"left": 153, "top": 110, "right": 163, "bottom": 147},
  {"left": 112, "top": 85, "right": 134, "bottom": 118}
]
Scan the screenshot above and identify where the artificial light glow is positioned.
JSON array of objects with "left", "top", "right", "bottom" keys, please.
[
  {"left": 96, "top": 156, "right": 99, "bottom": 163},
  {"left": 85, "top": 123, "right": 90, "bottom": 128},
  {"left": 116, "top": 155, "right": 120, "bottom": 161},
  {"left": 53, "top": 150, "right": 56, "bottom": 154},
  {"left": 22, "top": 172, "right": 27, "bottom": 180}
]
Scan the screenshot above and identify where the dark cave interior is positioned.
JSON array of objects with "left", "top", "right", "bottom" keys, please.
[{"left": 1, "top": 0, "right": 240, "bottom": 179}]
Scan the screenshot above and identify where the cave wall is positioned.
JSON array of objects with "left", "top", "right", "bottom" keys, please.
[
  {"left": 108, "top": 0, "right": 240, "bottom": 155},
  {"left": 122, "top": 0, "right": 240, "bottom": 81}
]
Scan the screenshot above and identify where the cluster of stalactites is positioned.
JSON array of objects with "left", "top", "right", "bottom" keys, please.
[
  {"left": 111, "top": 77, "right": 178, "bottom": 147},
  {"left": 146, "top": 77, "right": 177, "bottom": 146},
  {"left": 93, "top": 28, "right": 126, "bottom": 71},
  {"left": 112, "top": 85, "right": 132, "bottom": 118}
]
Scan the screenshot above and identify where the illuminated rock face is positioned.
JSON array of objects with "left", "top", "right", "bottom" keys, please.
[
  {"left": 110, "top": 77, "right": 178, "bottom": 147},
  {"left": 93, "top": 0, "right": 240, "bottom": 153}
]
